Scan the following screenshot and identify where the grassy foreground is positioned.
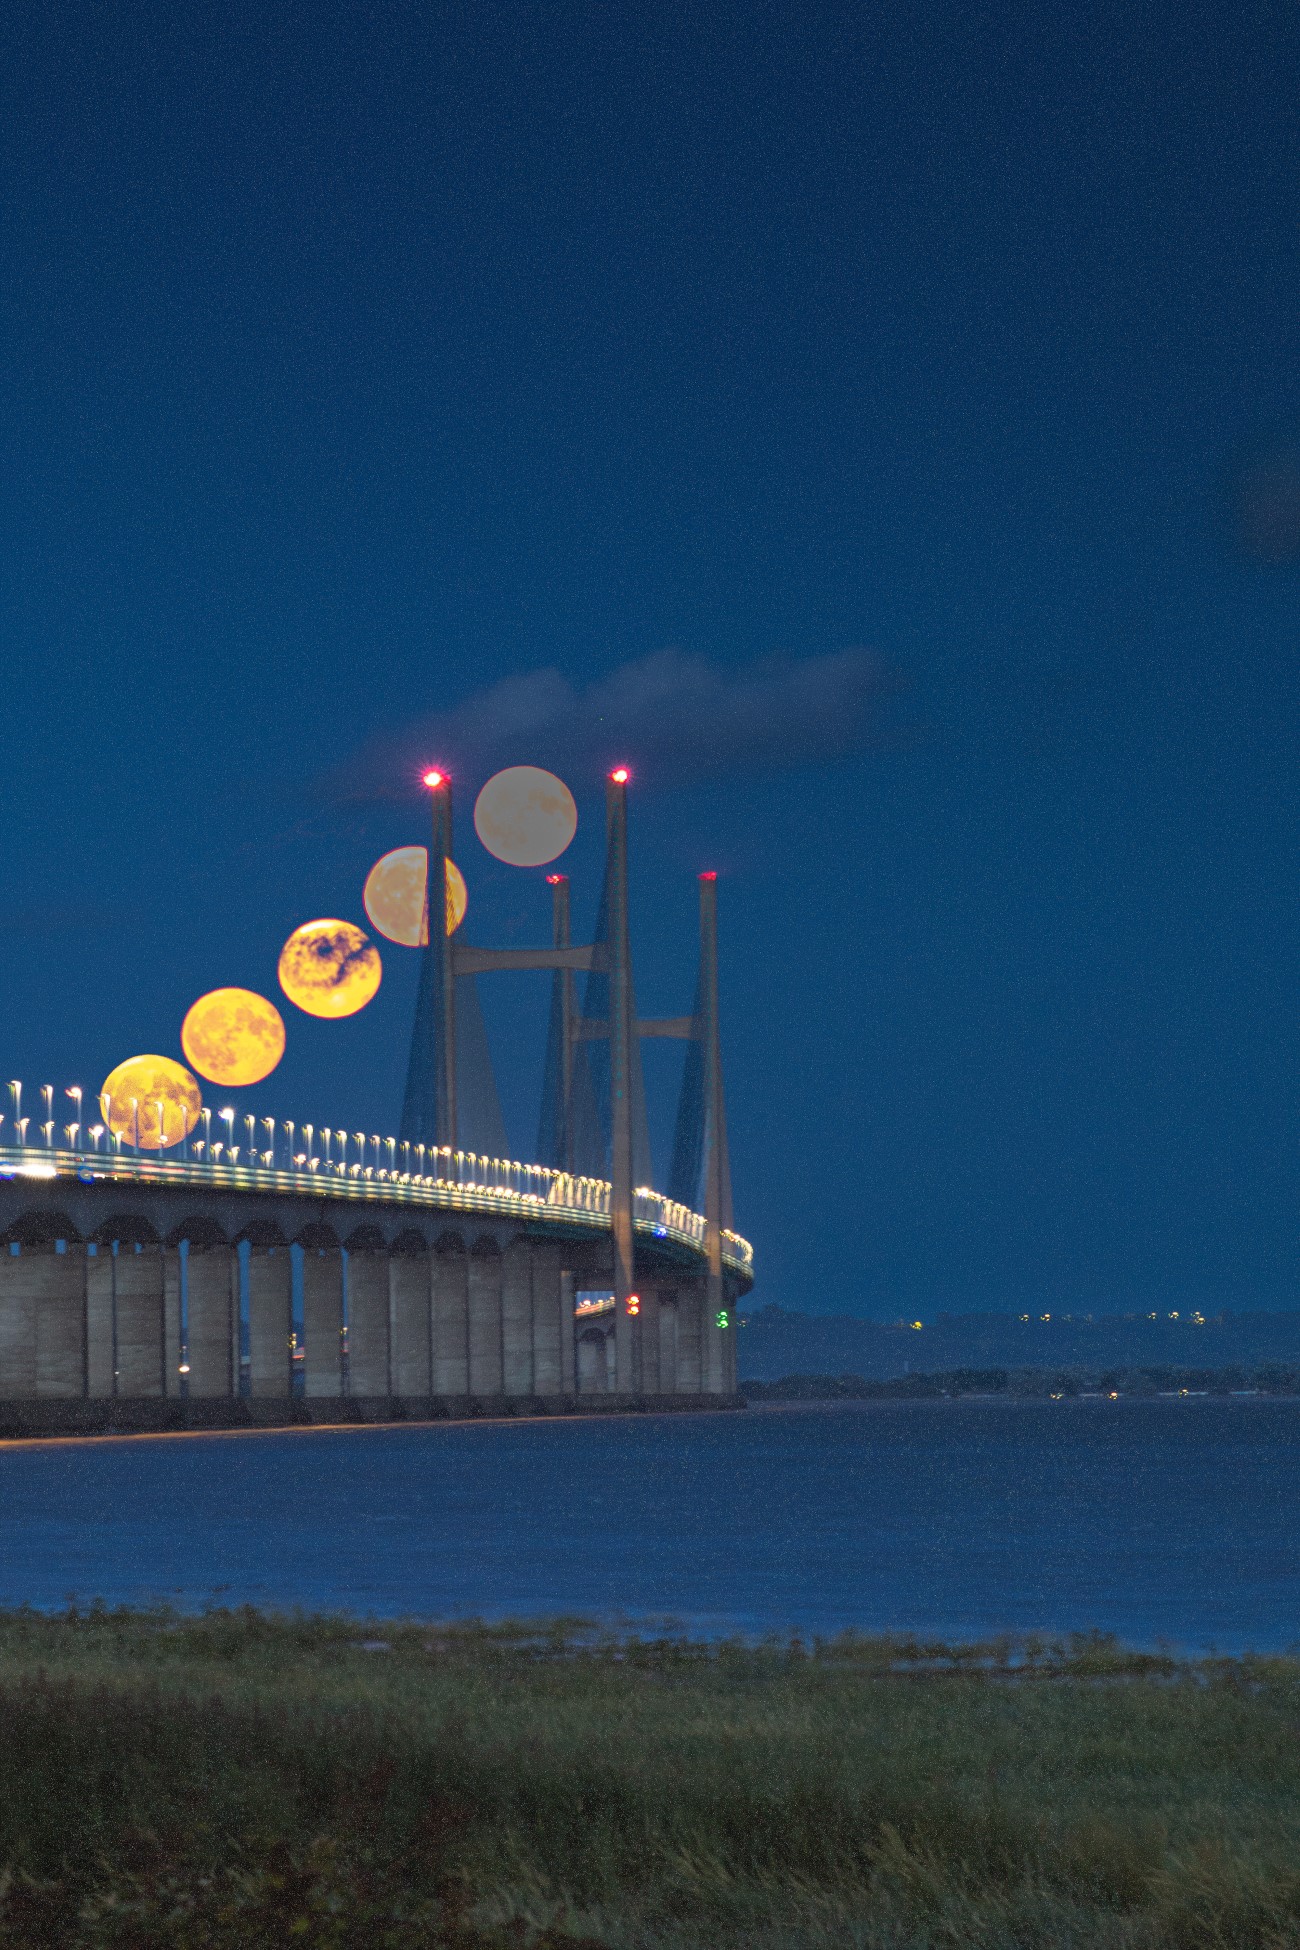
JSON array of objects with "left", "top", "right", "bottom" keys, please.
[{"left": 0, "top": 1611, "right": 1295, "bottom": 1946}]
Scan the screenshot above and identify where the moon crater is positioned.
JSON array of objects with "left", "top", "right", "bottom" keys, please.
[
  {"left": 182, "top": 988, "right": 286, "bottom": 1087},
  {"left": 278, "top": 920, "right": 382, "bottom": 1018}
]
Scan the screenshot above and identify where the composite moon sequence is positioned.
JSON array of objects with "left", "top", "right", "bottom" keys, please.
[
  {"left": 277, "top": 919, "right": 382, "bottom": 1018},
  {"left": 363, "top": 847, "right": 468, "bottom": 946},
  {"left": 474, "top": 766, "right": 577, "bottom": 867},
  {"left": 100, "top": 1055, "right": 202, "bottom": 1150},
  {"left": 181, "top": 987, "right": 286, "bottom": 1087}
]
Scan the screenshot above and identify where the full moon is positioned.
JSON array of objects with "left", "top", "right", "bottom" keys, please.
[
  {"left": 100, "top": 1056, "right": 202, "bottom": 1150},
  {"left": 363, "top": 847, "right": 468, "bottom": 946},
  {"left": 474, "top": 766, "right": 577, "bottom": 867},
  {"left": 278, "top": 919, "right": 382, "bottom": 1018},
  {"left": 181, "top": 987, "right": 286, "bottom": 1087}
]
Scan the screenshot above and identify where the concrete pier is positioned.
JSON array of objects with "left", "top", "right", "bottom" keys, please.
[
  {"left": 531, "top": 1246, "right": 564, "bottom": 1396},
  {"left": 389, "top": 1241, "right": 431, "bottom": 1397},
  {"left": 676, "top": 1283, "right": 702, "bottom": 1392},
  {"left": 657, "top": 1291, "right": 679, "bottom": 1393},
  {"left": 0, "top": 1249, "right": 37, "bottom": 1399},
  {"left": 115, "top": 1244, "right": 166, "bottom": 1397},
  {"left": 38, "top": 1248, "right": 84, "bottom": 1397},
  {"left": 432, "top": 1239, "right": 469, "bottom": 1395},
  {"left": 247, "top": 1246, "right": 291, "bottom": 1397},
  {"left": 165, "top": 1249, "right": 182, "bottom": 1398},
  {"left": 558, "top": 1271, "right": 577, "bottom": 1394},
  {"left": 346, "top": 1246, "right": 390, "bottom": 1395},
  {"left": 501, "top": 1240, "right": 533, "bottom": 1396},
  {"left": 187, "top": 1243, "right": 235, "bottom": 1397},
  {"left": 467, "top": 1240, "right": 503, "bottom": 1395},
  {"left": 577, "top": 1327, "right": 607, "bottom": 1393},
  {"left": 302, "top": 1244, "right": 343, "bottom": 1397},
  {"left": 638, "top": 1287, "right": 661, "bottom": 1394},
  {"left": 86, "top": 1245, "right": 113, "bottom": 1397}
]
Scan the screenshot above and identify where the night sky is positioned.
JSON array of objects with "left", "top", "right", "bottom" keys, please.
[{"left": 2, "top": 0, "right": 1297, "bottom": 1317}]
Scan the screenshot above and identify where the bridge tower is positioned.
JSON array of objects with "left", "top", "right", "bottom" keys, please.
[
  {"left": 399, "top": 767, "right": 734, "bottom": 1394},
  {"left": 399, "top": 770, "right": 457, "bottom": 1152}
]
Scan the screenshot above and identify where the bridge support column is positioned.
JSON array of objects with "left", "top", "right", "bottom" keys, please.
[
  {"left": 432, "top": 1239, "right": 468, "bottom": 1395},
  {"left": 467, "top": 1240, "right": 503, "bottom": 1395},
  {"left": 638, "top": 1287, "right": 661, "bottom": 1394},
  {"left": 702, "top": 1284, "right": 725, "bottom": 1396},
  {"left": 116, "top": 1244, "right": 165, "bottom": 1397},
  {"left": 390, "top": 1246, "right": 431, "bottom": 1396},
  {"left": 502, "top": 1240, "right": 533, "bottom": 1395},
  {"left": 580, "top": 1318, "right": 611, "bottom": 1396},
  {"left": 186, "top": 1244, "right": 235, "bottom": 1398},
  {"left": 85, "top": 1244, "right": 113, "bottom": 1397},
  {"left": 657, "top": 1291, "right": 679, "bottom": 1393},
  {"left": 559, "top": 1270, "right": 576, "bottom": 1394},
  {"left": 531, "top": 1245, "right": 564, "bottom": 1396},
  {"left": 302, "top": 1249, "right": 343, "bottom": 1397},
  {"left": 164, "top": 1249, "right": 183, "bottom": 1397},
  {"left": 247, "top": 1247, "right": 291, "bottom": 1396},
  {"left": 0, "top": 1248, "right": 35, "bottom": 1398},
  {"left": 25, "top": 1245, "right": 85, "bottom": 1398},
  {"left": 675, "top": 1280, "right": 703, "bottom": 1392},
  {"left": 346, "top": 1250, "right": 389, "bottom": 1396}
]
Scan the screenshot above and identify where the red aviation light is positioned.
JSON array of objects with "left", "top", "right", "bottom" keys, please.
[
  {"left": 609, "top": 767, "right": 630, "bottom": 784},
  {"left": 546, "top": 873, "right": 566, "bottom": 885},
  {"left": 699, "top": 871, "right": 717, "bottom": 881},
  {"left": 626, "top": 1293, "right": 640, "bottom": 1316},
  {"left": 423, "top": 769, "right": 446, "bottom": 789}
]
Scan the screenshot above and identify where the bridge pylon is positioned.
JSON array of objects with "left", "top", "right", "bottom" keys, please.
[{"left": 400, "top": 767, "right": 736, "bottom": 1394}]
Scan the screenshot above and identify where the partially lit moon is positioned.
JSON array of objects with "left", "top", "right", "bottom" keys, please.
[
  {"left": 277, "top": 919, "right": 382, "bottom": 1018},
  {"left": 100, "top": 1056, "right": 202, "bottom": 1150},
  {"left": 363, "top": 847, "right": 468, "bottom": 946},
  {"left": 474, "top": 766, "right": 577, "bottom": 867},
  {"left": 181, "top": 987, "right": 286, "bottom": 1087}
]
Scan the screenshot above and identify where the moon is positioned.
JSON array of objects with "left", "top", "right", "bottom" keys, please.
[
  {"left": 363, "top": 848, "right": 468, "bottom": 946},
  {"left": 474, "top": 766, "right": 577, "bottom": 868},
  {"left": 277, "top": 919, "right": 382, "bottom": 1018},
  {"left": 100, "top": 1056, "right": 202, "bottom": 1151},
  {"left": 181, "top": 988, "right": 286, "bottom": 1087}
]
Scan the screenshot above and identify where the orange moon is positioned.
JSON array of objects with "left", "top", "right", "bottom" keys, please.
[
  {"left": 363, "top": 848, "right": 468, "bottom": 946},
  {"left": 474, "top": 766, "right": 577, "bottom": 867},
  {"left": 181, "top": 987, "right": 286, "bottom": 1087},
  {"left": 277, "top": 919, "right": 382, "bottom": 1018},
  {"left": 100, "top": 1056, "right": 202, "bottom": 1150}
]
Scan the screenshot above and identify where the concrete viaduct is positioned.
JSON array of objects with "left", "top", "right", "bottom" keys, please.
[{"left": 0, "top": 1153, "right": 752, "bottom": 1436}]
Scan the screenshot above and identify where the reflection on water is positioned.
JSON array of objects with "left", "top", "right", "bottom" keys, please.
[{"left": 0, "top": 1400, "right": 1295, "bottom": 1651}]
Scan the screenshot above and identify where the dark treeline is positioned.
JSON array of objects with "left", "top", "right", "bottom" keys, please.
[{"left": 741, "top": 1366, "right": 1300, "bottom": 1401}]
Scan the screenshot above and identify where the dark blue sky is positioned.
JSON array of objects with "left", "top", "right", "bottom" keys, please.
[{"left": 1, "top": 0, "right": 1297, "bottom": 1315}]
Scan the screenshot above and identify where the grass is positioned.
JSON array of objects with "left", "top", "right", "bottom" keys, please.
[{"left": 0, "top": 1609, "right": 1294, "bottom": 1945}]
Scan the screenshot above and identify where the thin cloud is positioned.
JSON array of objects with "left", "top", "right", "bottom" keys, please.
[{"left": 325, "top": 646, "right": 904, "bottom": 803}]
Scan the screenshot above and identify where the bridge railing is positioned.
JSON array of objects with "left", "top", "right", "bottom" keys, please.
[{"left": 0, "top": 1137, "right": 754, "bottom": 1276}]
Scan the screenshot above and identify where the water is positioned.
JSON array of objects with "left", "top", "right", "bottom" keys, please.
[{"left": 0, "top": 1400, "right": 1295, "bottom": 1652}]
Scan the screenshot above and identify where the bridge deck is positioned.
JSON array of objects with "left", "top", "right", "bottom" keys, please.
[{"left": 0, "top": 1149, "right": 752, "bottom": 1276}]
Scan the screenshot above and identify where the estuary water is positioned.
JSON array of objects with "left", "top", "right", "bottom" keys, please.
[{"left": 0, "top": 1400, "right": 1295, "bottom": 1652}]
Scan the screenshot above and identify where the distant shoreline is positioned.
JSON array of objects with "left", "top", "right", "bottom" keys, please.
[
  {"left": 744, "top": 1391, "right": 1300, "bottom": 1406},
  {"left": 741, "top": 1366, "right": 1300, "bottom": 1402}
]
